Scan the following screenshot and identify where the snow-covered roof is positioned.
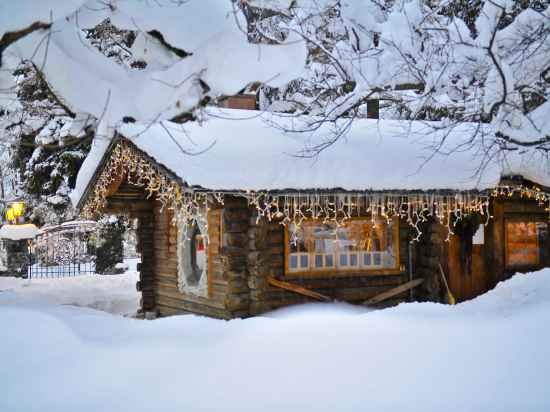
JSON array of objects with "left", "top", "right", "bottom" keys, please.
[
  {"left": 0, "top": 224, "right": 39, "bottom": 241},
  {"left": 73, "top": 108, "right": 550, "bottom": 205}
]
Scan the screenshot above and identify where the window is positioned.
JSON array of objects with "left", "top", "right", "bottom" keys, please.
[
  {"left": 285, "top": 217, "right": 399, "bottom": 275},
  {"left": 177, "top": 217, "right": 209, "bottom": 296},
  {"left": 505, "top": 220, "right": 548, "bottom": 268}
]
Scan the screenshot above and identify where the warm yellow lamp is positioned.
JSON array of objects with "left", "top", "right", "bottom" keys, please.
[
  {"left": 5, "top": 208, "right": 15, "bottom": 223},
  {"left": 11, "top": 202, "right": 24, "bottom": 218},
  {"left": 5, "top": 201, "right": 25, "bottom": 224}
]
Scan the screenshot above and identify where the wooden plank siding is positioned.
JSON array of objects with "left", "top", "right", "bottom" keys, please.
[
  {"left": 152, "top": 204, "right": 232, "bottom": 318},
  {"left": 444, "top": 196, "right": 549, "bottom": 303},
  {"left": 490, "top": 197, "right": 549, "bottom": 284},
  {"left": 447, "top": 234, "right": 489, "bottom": 302}
]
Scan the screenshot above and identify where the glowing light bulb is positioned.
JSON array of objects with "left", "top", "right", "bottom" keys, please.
[
  {"left": 5, "top": 208, "right": 15, "bottom": 223},
  {"left": 11, "top": 202, "right": 24, "bottom": 218}
]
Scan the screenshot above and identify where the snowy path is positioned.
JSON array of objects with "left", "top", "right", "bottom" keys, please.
[{"left": 1, "top": 268, "right": 550, "bottom": 412}]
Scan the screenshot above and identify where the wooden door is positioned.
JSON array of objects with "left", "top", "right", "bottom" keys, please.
[{"left": 447, "top": 230, "right": 489, "bottom": 302}]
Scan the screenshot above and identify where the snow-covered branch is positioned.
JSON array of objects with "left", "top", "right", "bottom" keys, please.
[{"left": 256, "top": 0, "right": 549, "bottom": 168}]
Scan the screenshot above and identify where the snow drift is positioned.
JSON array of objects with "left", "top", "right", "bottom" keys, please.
[{"left": 1, "top": 268, "right": 549, "bottom": 412}]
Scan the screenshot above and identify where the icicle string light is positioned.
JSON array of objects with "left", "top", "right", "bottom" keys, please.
[
  {"left": 244, "top": 191, "right": 491, "bottom": 242},
  {"left": 82, "top": 140, "right": 550, "bottom": 242},
  {"left": 82, "top": 141, "right": 210, "bottom": 229}
]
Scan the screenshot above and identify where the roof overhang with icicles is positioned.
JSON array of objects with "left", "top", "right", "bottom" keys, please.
[
  {"left": 73, "top": 108, "right": 550, "bottom": 239},
  {"left": 74, "top": 108, "right": 550, "bottom": 203}
]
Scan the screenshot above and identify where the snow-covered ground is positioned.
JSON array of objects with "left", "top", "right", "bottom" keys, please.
[
  {"left": 1, "top": 267, "right": 550, "bottom": 412},
  {"left": 0, "top": 258, "right": 140, "bottom": 316}
]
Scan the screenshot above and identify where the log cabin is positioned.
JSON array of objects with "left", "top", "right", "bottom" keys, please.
[{"left": 73, "top": 108, "right": 550, "bottom": 318}]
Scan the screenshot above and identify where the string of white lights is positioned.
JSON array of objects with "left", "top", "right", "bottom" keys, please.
[{"left": 82, "top": 140, "right": 550, "bottom": 242}]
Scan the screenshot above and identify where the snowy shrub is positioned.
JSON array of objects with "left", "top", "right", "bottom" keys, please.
[{"left": 94, "top": 216, "right": 127, "bottom": 275}]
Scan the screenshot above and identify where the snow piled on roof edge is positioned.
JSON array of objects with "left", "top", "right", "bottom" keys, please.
[{"left": 70, "top": 109, "right": 550, "bottom": 208}]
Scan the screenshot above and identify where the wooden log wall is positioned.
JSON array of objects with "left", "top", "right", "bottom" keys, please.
[
  {"left": 106, "top": 182, "right": 239, "bottom": 318},
  {"left": 106, "top": 181, "right": 156, "bottom": 314},
  {"left": 152, "top": 203, "right": 232, "bottom": 318},
  {"left": 136, "top": 207, "right": 156, "bottom": 312},
  {"left": 108, "top": 183, "right": 550, "bottom": 317},
  {"left": 247, "top": 211, "right": 413, "bottom": 315},
  {"left": 150, "top": 194, "right": 416, "bottom": 319},
  {"left": 220, "top": 197, "right": 251, "bottom": 317},
  {"left": 413, "top": 218, "right": 448, "bottom": 303},
  {"left": 110, "top": 188, "right": 429, "bottom": 318}
]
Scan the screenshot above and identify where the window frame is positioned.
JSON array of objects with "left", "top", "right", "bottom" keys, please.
[
  {"left": 284, "top": 216, "right": 401, "bottom": 277},
  {"left": 176, "top": 209, "right": 213, "bottom": 297},
  {"left": 504, "top": 216, "right": 548, "bottom": 269}
]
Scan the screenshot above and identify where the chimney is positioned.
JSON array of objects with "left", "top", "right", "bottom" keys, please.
[
  {"left": 366, "top": 99, "right": 379, "bottom": 119},
  {"left": 219, "top": 94, "right": 258, "bottom": 110}
]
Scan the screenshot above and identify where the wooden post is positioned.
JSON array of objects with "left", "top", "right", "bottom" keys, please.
[
  {"left": 136, "top": 207, "right": 156, "bottom": 312},
  {"left": 267, "top": 276, "right": 332, "bottom": 302},
  {"left": 366, "top": 99, "right": 379, "bottom": 119},
  {"left": 363, "top": 278, "right": 424, "bottom": 305}
]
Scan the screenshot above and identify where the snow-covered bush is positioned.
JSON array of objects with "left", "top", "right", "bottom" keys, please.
[{"left": 93, "top": 216, "right": 126, "bottom": 275}]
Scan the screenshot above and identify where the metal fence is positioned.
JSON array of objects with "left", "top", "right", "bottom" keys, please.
[{"left": 27, "top": 221, "right": 97, "bottom": 279}]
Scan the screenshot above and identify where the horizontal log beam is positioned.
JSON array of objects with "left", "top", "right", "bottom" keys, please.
[
  {"left": 267, "top": 276, "right": 332, "bottom": 302},
  {"left": 105, "top": 199, "right": 154, "bottom": 213},
  {"left": 363, "top": 278, "right": 424, "bottom": 306}
]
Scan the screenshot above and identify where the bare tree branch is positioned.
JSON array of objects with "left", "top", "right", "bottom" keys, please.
[{"left": 0, "top": 21, "right": 52, "bottom": 67}]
